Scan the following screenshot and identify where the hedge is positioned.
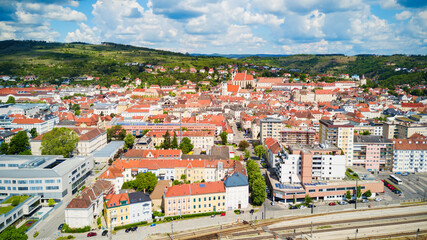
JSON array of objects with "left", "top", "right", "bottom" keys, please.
[
  {"left": 114, "top": 221, "right": 148, "bottom": 231},
  {"left": 62, "top": 223, "right": 90, "bottom": 233},
  {"left": 383, "top": 179, "right": 402, "bottom": 192}
]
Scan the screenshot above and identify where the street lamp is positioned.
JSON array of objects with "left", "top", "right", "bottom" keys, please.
[{"left": 355, "top": 228, "right": 358, "bottom": 240}]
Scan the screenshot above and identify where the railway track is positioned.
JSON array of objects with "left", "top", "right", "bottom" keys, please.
[{"left": 154, "top": 204, "right": 427, "bottom": 240}]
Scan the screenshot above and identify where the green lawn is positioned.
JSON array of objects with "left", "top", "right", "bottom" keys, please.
[
  {"left": 3, "top": 196, "right": 30, "bottom": 205},
  {"left": 0, "top": 206, "right": 14, "bottom": 215}
]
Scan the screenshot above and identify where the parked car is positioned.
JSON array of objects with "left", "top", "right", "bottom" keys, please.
[
  {"left": 395, "top": 172, "right": 401, "bottom": 174},
  {"left": 242, "top": 220, "right": 249, "bottom": 225},
  {"left": 102, "top": 230, "right": 108, "bottom": 236},
  {"left": 211, "top": 215, "right": 215, "bottom": 218},
  {"left": 348, "top": 199, "right": 356, "bottom": 204},
  {"left": 58, "top": 224, "right": 64, "bottom": 230},
  {"left": 87, "top": 232, "right": 97, "bottom": 237},
  {"left": 150, "top": 223, "right": 156, "bottom": 227},
  {"left": 328, "top": 202, "right": 337, "bottom": 206},
  {"left": 401, "top": 172, "right": 409, "bottom": 176},
  {"left": 362, "top": 199, "right": 369, "bottom": 203},
  {"left": 338, "top": 201, "right": 348, "bottom": 205},
  {"left": 299, "top": 205, "right": 307, "bottom": 209},
  {"left": 375, "top": 198, "right": 382, "bottom": 202},
  {"left": 250, "top": 209, "right": 255, "bottom": 214},
  {"left": 308, "top": 204, "right": 316, "bottom": 208},
  {"left": 131, "top": 226, "right": 138, "bottom": 231},
  {"left": 289, "top": 205, "right": 298, "bottom": 209},
  {"left": 271, "top": 201, "right": 275, "bottom": 206},
  {"left": 125, "top": 228, "right": 131, "bottom": 233},
  {"left": 221, "top": 212, "right": 226, "bottom": 216}
]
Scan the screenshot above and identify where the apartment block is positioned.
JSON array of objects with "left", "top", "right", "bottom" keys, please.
[
  {"left": 260, "top": 118, "right": 283, "bottom": 143},
  {"left": 391, "top": 138, "right": 427, "bottom": 173},
  {"left": 279, "top": 129, "right": 316, "bottom": 146},
  {"left": 353, "top": 136, "right": 394, "bottom": 172},
  {"left": 319, "top": 119, "right": 354, "bottom": 166},
  {"left": 162, "top": 181, "right": 226, "bottom": 216}
]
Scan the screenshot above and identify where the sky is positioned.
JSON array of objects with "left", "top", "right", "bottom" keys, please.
[{"left": 0, "top": 0, "right": 427, "bottom": 55}]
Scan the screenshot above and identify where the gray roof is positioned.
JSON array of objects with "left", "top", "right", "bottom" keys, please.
[
  {"left": 129, "top": 191, "right": 151, "bottom": 204},
  {"left": 224, "top": 172, "right": 248, "bottom": 187},
  {"left": 353, "top": 135, "right": 393, "bottom": 144},
  {"left": 93, "top": 141, "right": 124, "bottom": 158}
]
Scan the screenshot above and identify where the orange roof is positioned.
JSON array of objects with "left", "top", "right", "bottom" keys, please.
[
  {"left": 315, "top": 89, "right": 334, "bottom": 95},
  {"left": 233, "top": 73, "right": 254, "bottom": 81},
  {"left": 164, "top": 181, "right": 225, "bottom": 198},
  {"left": 227, "top": 85, "right": 239, "bottom": 93},
  {"left": 12, "top": 118, "right": 44, "bottom": 124},
  {"left": 105, "top": 193, "right": 129, "bottom": 208}
]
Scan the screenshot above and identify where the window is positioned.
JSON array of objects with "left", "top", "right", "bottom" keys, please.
[
  {"left": 29, "top": 180, "right": 42, "bottom": 184},
  {"left": 18, "top": 187, "right": 28, "bottom": 191},
  {"left": 4, "top": 180, "right": 11, "bottom": 184},
  {"left": 18, "top": 180, "right": 27, "bottom": 184},
  {"left": 30, "top": 186, "right": 43, "bottom": 191},
  {"left": 45, "top": 179, "right": 55, "bottom": 184},
  {"left": 46, "top": 186, "right": 59, "bottom": 190}
]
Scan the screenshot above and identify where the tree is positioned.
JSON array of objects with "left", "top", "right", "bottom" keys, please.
[
  {"left": 363, "top": 190, "right": 372, "bottom": 198},
  {"left": 70, "top": 104, "right": 80, "bottom": 112},
  {"left": 0, "top": 226, "right": 28, "bottom": 240},
  {"left": 179, "top": 137, "right": 193, "bottom": 154},
  {"left": 30, "top": 128, "right": 38, "bottom": 138},
  {"left": 161, "top": 130, "right": 171, "bottom": 149},
  {"left": 48, "top": 199, "right": 55, "bottom": 206},
  {"left": 346, "top": 190, "right": 352, "bottom": 200},
  {"left": 171, "top": 133, "right": 178, "bottom": 149},
  {"left": 361, "top": 130, "right": 371, "bottom": 135},
  {"left": 180, "top": 174, "right": 187, "bottom": 182},
  {"left": 244, "top": 149, "right": 250, "bottom": 159},
  {"left": 220, "top": 131, "right": 228, "bottom": 145},
  {"left": 107, "top": 125, "right": 127, "bottom": 141},
  {"left": 238, "top": 140, "right": 249, "bottom": 150},
  {"left": 0, "top": 142, "right": 9, "bottom": 154},
  {"left": 75, "top": 110, "right": 81, "bottom": 116},
  {"left": 8, "top": 131, "right": 30, "bottom": 155},
  {"left": 172, "top": 180, "right": 181, "bottom": 186},
  {"left": 124, "top": 134, "right": 135, "bottom": 150},
  {"left": 304, "top": 195, "right": 313, "bottom": 205},
  {"left": 254, "top": 145, "right": 266, "bottom": 159},
  {"left": 357, "top": 186, "right": 362, "bottom": 198},
  {"left": 293, "top": 194, "right": 296, "bottom": 204},
  {"left": 142, "top": 129, "right": 150, "bottom": 137},
  {"left": 41, "top": 127, "right": 79, "bottom": 158},
  {"left": 6, "top": 96, "right": 15, "bottom": 104},
  {"left": 133, "top": 172, "right": 158, "bottom": 193},
  {"left": 251, "top": 177, "right": 266, "bottom": 205}
]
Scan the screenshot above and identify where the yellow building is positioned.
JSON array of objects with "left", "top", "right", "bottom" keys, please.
[
  {"left": 174, "top": 164, "right": 206, "bottom": 183},
  {"left": 163, "top": 181, "right": 226, "bottom": 216},
  {"left": 104, "top": 193, "right": 131, "bottom": 228},
  {"left": 319, "top": 119, "right": 354, "bottom": 166}
]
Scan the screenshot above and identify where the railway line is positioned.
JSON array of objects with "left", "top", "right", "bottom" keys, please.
[{"left": 154, "top": 207, "right": 427, "bottom": 240}]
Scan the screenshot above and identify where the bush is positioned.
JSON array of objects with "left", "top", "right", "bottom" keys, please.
[
  {"left": 57, "top": 236, "right": 75, "bottom": 240},
  {"left": 153, "top": 219, "right": 157, "bottom": 222},
  {"left": 33, "top": 231, "right": 39, "bottom": 238},
  {"left": 11, "top": 199, "right": 20, "bottom": 207},
  {"left": 62, "top": 223, "right": 90, "bottom": 233},
  {"left": 234, "top": 210, "right": 240, "bottom": 214},
  {"left": 97, "top": 217, "right": 101, "bottom": 225}
]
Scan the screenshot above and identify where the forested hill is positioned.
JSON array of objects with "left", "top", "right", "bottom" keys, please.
[{"left": 0, "top": 40, "right": 426, "bottom": 89}]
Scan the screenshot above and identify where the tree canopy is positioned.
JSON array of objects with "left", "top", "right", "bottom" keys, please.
[
  {"left": 121, "top": 172, "right": 158, "bottom": 193},
  {"left": 171, "top": 133, "right": 178, "bottom": 149},
  {"left": 124, "top": 134, "right": 135, "bottom": 150},
  {"left": 220, "top": 131, "right": 228, "bottom": 145},
  {"left": 254, "top": 145, "right": 266, "bottom": 159},
  {"left": 41, "top": 127, "right": 79, "bottom": 157},
  {"left": 246, "top": 159, "right": 266, "bottom": 206},
  {"left": 0, "top": 226, "right": 28, "bottom": 240},
  {"left": 161, "top": 130, "right": 171, "bottom": 149},
  {"left": 8, "top": 131, "right": 30, "bottom": 155},
  {"left": 238, "top": 140, "right": 249, "bottom": 150},
  {"left": 6, "top": 96, "right": 15, "bottom": 104},
  {"left": 29, "top": 128, "right": 38, "bottom": 138},
  {"left": 107, "top": 125, "right": 127, "bottom": 141},
  {"left": 179, "top": 137, "right": 193, "bottom": 154}
]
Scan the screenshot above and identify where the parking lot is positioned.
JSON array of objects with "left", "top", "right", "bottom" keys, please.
[{"left": 380, "top": 172, "right": 427, "bottom": 201}]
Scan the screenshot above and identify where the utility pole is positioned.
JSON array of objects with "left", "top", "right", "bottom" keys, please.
[
  {"left": 109, "top": 215, "right": 112, "bottom": 240},
  {"left": 311, "top": 221, "right": 313, "bottom": 237},
  {"left": 355, "top": 228, "right": 358, "bottom": 240},
  {"left": 171, "top": 220, "right": 174, "bottom": 240},
  {"left": 355, "top": 179, "right": 358, "bottom": 210},
  {"left": 416, "top": 228, "right": 420, "bottom": 240},
  {"left": 293, "top": 229, "right": 296, "bottom": 239}
]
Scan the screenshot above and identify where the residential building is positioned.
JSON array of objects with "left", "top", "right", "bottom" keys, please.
[
  {"left": 353, "top": 135, "right": 394, "bottom": 172},
  {"left": 260, "top": 118, "right": 283, "bottom": 143},
  {"left": 391, "top": 139, "right": 427, "bottom": 173},
  {"left": 224, "top": 173, "right": 249, "bottom": 210},
  {"left": 150, "top": 180, "right": 172, "bottom": 211},
  {"left": 279, "top": 129, "right": 316, "bottom": 146},
  {"left": 0, "top": 155, "right": 94, "bottom": 202},
  {"left": 65, "top": 180, "right": 113, "bottom": 228},
  {"left": 93, "top": 103, "right": 117, "bottom": 116},
  {"left": 395, "top": 123, "right": 427, "bottom": 139},
  {"left": 264, "top": 137, "right": 282, "bottom": 167},
  {"left": 319, "top": 119, "right": 354, "bottom": 166},
  {"left": 10, "top": 118, "right": 48, "bottom": 134},
  {"left": 162, "top": 181, "right": 226, "bottom": 216},
  {"left": 104, "top": 191, "right": 152, "bottom": 228}
]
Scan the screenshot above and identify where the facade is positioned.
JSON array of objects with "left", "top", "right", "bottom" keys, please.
[
  {"left": 353, "top": 135, "right": 394, "bottom": 172},
  {"left": 224, "top": 173, "right": 249, "bottom": 210},
  {"left": 391, "top": 139, "right": 427, "bottom": 173},
  {"left": 279, "top": 129, "right": 316, "bottom": 146},
  {"left": 231, "top": 72, "right": 255, "bottom": 89},
  {"left": 0, "top": 195, "right": 41, "bottom": 232},
  {"left": 260, "top": 118, "right": 283, "bottom": 143},
  {"left": 104, "top": 191, "right": 152, "bottom": 228},
  {"left": 264, "top": 137, "right": 282, "bottom": 167},
  {"left": 0, "top": 155, "right": 94, "bottom": 201},
  {"left": 162, "top": 181, "right": 226, "bottom": 216},
  {"left": 395, "top": 123, "right": 427, "bottom": 139},
  {"left": 319, "top": 119, "right": 354, "bottom": 166},
  {"left": 65, "top": 180, "right": 113, "bottom": 228},
  {"left": 275, "top": 143, "right": 346, "bottom": 184}
]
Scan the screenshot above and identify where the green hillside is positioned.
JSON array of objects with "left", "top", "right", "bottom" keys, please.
[{"left": 0, "top": 40, "right": 426, "bottom": 88}]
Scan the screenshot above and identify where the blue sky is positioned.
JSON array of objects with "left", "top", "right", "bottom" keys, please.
[{"left": 0, "top": 0, "right": 426, "bottom": 55}]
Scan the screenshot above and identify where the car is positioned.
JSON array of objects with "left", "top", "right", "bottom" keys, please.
[
  {"left": 131, "top": 226, "right": 138, "bottom": 231},
  {"left": 102, "top": 230, "right": 108, "bottom": 236},
  {"left": 375, "top": 198, "right": 382, "bottom": 202},
  {"left": 328, "top": 202, "right": 336, "bottom": 206},
  {"left": 242, "top": 220, "right": 249, "bottom": 225},
  {"left": 348, "top": 200, "right": 356, "bottom": 204},
  {"left": 211, "top": 214, "right": 215, "bottom": 218},
  {"left": 125, "top": 228, "right": 131, "bottom": 233},
  {"left": 402, "top": 172, "right": 409, "bottom": 176},
  {"left": 221, "top": 212, "right": 226, "bottom": 216},
  {"left": 271, "top": 201, "right": 275, "bottom": 206},
  {"left": 250, "top": 209, "right": 255, "bottom": 214},
  {"left": 87, "top": 232, "right": 97, "bottom": 237},
  {"left": 394, "top": 189, "right": 402, "bottom": 194},
  {"left": 362, "top": 199, "right": 369, "bottom": 203},
  {"left": 240, "top": 210, "right": 244, "bottom": 214},
  {"left": 308, "top": 204, "right": 316, "bottom": 208},
  {"left": 338, "top": 201, "right": 348, "bottom": 205},
  {"left": 395, "top": 172, "right": 401, "bottom": 174},
  {"left": 58, "top": 224, "right": 64, "bottom": 230},
  {"left": 299, "top": 205, "right": 307, "bottom": 209},
  {"left": 150, "top": 223, "right": 157, "bottom": 227},
  {"left": 289, "top": 205, "right": 298, "bottom": 209}
]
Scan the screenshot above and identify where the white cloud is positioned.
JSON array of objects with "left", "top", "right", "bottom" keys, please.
[
  {"left": 65, "top": 23, "right": 101, "bottom": 43},
  {"left": 395, "top": 11, "right": 412, "bottom": 20}
]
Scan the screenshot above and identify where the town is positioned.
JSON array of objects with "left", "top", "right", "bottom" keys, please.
[{"left": 0, "top": 57, "right": 426, "bottom": 240}]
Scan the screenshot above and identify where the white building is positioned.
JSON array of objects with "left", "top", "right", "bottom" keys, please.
[
  {"left": 93, "top": 103, "right": 118, "bottom": 116},
  {"left": 128, "top": 192, "right": 152, "bottom": 223},
  {"left": 391, "top": 139, "right": 427, "bottom": 173},
  {"left": 224, "top": 173, "right": 249, "bottom": 210}
]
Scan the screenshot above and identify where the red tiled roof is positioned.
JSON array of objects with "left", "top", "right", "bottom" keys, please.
[{"left": 164, "top": 181, "right": 225, "bottom": 198}]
